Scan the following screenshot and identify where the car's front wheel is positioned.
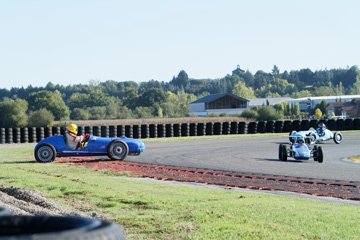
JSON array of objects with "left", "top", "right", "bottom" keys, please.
[
  {"left": 34, "top": 144, "right": 56, "bottom": 163},
  {"left": 107, "top": 140, "right": 129, "bottom": 160}
]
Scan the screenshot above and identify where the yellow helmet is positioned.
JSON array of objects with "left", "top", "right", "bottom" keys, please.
[{"left": 67, "top": 124, "right": 78, "bottom": 135}]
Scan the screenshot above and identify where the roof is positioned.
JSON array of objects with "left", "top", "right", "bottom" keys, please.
[
  {"left": 190, "top": 93, "right": 249, "bottom": 104},
  {"left": 248, "top": 97, "right": 293, "bottom": 106},
  {"left": 295, "top": 95, "right": 360, "bottom": 101}
]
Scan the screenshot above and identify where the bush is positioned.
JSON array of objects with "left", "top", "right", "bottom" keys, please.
[
  {"left": 256, "top": 106, "right": 283, "bottom": 121},
  {"left": 209, "top": 113, "right": 219, "bottom": 117},
  {"left": 241, "top": 109, "right": 258, "bottom": 119},
  {"left": 0, "top": 99, "right": 28, "bottom": 128},
  {"left": 28, "top": 108, "right": 55, "bottom": 127}
]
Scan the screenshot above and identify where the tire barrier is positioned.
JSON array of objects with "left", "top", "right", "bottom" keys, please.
[
  {"left": 132, "top": 125, "right": 140, "bottom": 139},
  {"left": 0, "top": 128, "right": 5, "bottom": 144},
  {"left": 274, "top": 121, "right": 283, "bottom": 133},
  {"left": 181, "top": 123, "right": 189, "bottom": 137},
  {"left": 309, "top": 119, "right": 319, "bottom": 129},
  {"left": 238, "top": 122, "right": 247, "bottom": 134},
  {"left": 345, "top": 119, "right": 354, "bottom": 130},
  {"left": 92, "top": 126, "right": 100, "bottom": 137},
  {"left": 300, "top": 120, "right": 310, "bottom": 131},
  {"left": 354, "top": 119, "right": 360, "bottom": 130},
  {"left": 197, "top": 123, "right": 205, "bottom": 136},
  {"left": 5, "top": 128, "right": 13, "bottom": 144},
  {"left": 283, "top": 120, "right": 292, "bottom": 133},
  {"left": 257, "top": 121, "right": 266, "bottom": 133},
  {"left": 205, "top": 122, "right": 213, "bottom": 135},
  {"left": 101, "top": 126, "right": 109, "bottom": 138},
  {"left": 292, "top": 120, "right": 301, "bottom": 131},
  {"left": 141, "top": 124, "right": 149, "bottom": 138},
  {"left": 20, "top": 127, "right": 28, "bottom": 143},
  {"left": 117, "top": 125, "right": 124, "bottom": 137},
  {"left": 247, "top": 122, "right": 257, "bottom": 134},
  {"left": 28, "top": 127, "right": 36, "bottom": 143},
  {"left": 327, "top": 119, "right": 337, "bottom": 130},
  {"left": 157, "top": 124, "right": 165, "bottom": 138},
  {"left": 165, "top": 124, "right": 173, "bottom": 137},
  {"left": 149, "top": 124, "right": 157, "bottom": 138},
  {"left": 1, "top": 118, "right": 360, "bottom": 144},
  {"left": 265, "top": 121, "right": 274, "bottom": 133},
  {"left": 222, "top": 122, "right": 230, "bottom": 135},
  {"left": 125, "top": 125, "right": 133, "bottom": 138},
  {"left": 213, "top": 122, "right": 222, "bottom": 135},
  {"left": 173, "top": 124, "right": 181, "bottom": 137},
  {"left": 189, "top": 123, "right": 197, "bottom": 136},
  {"left": 230, "top": 122, "right": 238, "bottom": 134},
  {"left": 336, "top": 119, "right": 346, "bottom": 131},
  {"left": 0, "top": 215, "right": 126, "bottom": 240},
  {"left": 12, "top": 128, "right": 21, "bottom": 143}
]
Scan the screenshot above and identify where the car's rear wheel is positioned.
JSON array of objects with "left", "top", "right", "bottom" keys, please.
[
  {"left": 107, "top": 140, "right": 129, "bottom": 160},
  {"left": 333, "top": 132, "right": 342, "bottom": 144},
  {"left": 289, "top": 131, "right": 297, "bottom": 143},
  {"left": 309, "top": 132, "right": 317, "bottom": 143},
  {"left": 34, "top": 144, "right": 56, "bottom": 163}
]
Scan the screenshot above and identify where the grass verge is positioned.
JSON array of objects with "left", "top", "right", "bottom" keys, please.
[{"left": 1, "top": 144, "right": 360, "bottom": 239}]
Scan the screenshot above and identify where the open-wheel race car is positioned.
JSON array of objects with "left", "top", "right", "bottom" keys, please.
[
  {"left": 289, "top": 123, "right": 342, "bottom": 144},
  {"left": 34, "top": 131, "right": 145, "bottom": 163},
  {"left": 279, "top": 135, "right": 323, "bottom": 163}
]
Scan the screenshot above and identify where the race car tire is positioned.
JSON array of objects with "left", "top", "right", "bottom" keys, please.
[
  {"left": 107, "top": 140, "right": 129, "bottom": 160},
  {"left": 289, "top": 131, "right": 297, "bottom": 143},
  {"left": 0, "top": 216, "right": 126, "bottom": 240},
  {"left": 280, "top": 144, "right": 287, "bottom": 161},
  {"left": 34, "top": 143, "right": 57, "bottom": 163},
  {"left": 308, "top": 132, "right": 317, "bottom": 143},
  {"left": 333, "top": 132, "right": 342, "bottom": 144},
  {"left": 278, "top": 144, "right": 282, "bottom": 160},
  {"left": 314, "top": 146, "right": 323, "bottom": 163}
]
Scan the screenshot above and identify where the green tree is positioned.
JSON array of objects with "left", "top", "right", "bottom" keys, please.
[
  {"left": 0, "top": 99, "right": 28, "bottom": 128},
  {"left": 70, "top": 108, "right": 90, "bottom": 120},
  {"left": 139, "top": 88, "right": 168, "bottom": 107},
  {"left": 28, "top": 108, "right": 54, "bottom": 127},
  {"left": 232, "top": 81, "right": 255, "bottom": 99},
  {"left": 88, "top": 106, "right": 107, "bottom": 120},
  {"left": 27, "top": 90, "right": 69, "bottom": 121}
]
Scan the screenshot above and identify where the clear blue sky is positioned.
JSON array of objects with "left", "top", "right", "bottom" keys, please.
[{"left": 1, "top": 0, "right": 359, "bottom": 90}]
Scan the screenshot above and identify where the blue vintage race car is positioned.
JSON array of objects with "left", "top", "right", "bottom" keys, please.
[
  {"left": 279, "top": 135, "right": 323, "bottom": 163},
  {"left": 34, "top": 134, "right": 145, "bottom": 163},
  {"left": 289, "top": 123, "right": 342, "bottom": 144}
]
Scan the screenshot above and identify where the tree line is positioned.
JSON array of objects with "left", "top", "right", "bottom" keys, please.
[{"left": 0, "top": 66, "right": 359, "bottom": 128}]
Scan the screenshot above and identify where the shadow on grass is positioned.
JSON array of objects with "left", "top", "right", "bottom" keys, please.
[{"left": 1, "top": 160, "right": 36, "bottom": 164}]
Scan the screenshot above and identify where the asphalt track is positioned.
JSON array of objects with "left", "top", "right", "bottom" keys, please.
[{"left": 132, "top": 132, "right": 360, "bottom": 182}]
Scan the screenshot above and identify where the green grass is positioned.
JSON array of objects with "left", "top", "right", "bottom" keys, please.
[{"left": 1, "top": 144, "right": 360, "bottom": 239}]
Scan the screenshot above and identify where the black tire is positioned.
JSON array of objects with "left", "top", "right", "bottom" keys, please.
[
  {"left": 289, "top": 131, "right": 297, "bottom": 142},
  {"left": 278, "top": 144, "right": 283, "bottom": 160},
  {"left": 0, "top": 207, "right": 12, "bottom": 216},
  {"left": 107, "top": 140, "right": 129, "bottom": 160},
  {"left": 34, "top": 143, "right": 56, "bottom": 163},
  {"left": 314, "top": 146, "right": 323, "bottom": 163},
  {"left": 308, "top": 132, "right": 317, "bottom": 143},
  {"left": 280, "top": 144, "right": 287, "bottom": 161},
  {"left": 0, "top": 216, "right": 126, "bottom": 240},
  {"left": 333, "top": 132, "right": 342, "bottom": 144}
]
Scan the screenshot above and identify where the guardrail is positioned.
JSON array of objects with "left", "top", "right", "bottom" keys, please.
[{"left": 1, "top": 118, "right": 360, "bottom": 144}]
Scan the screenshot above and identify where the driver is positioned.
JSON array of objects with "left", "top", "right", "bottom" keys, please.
[
  {"left": 65, "top": 124, "right": 89, "bottom": 150},
  {"left": 297, "top": 136, "right": 305, "bottom": 145},
  {"left": 317, "top": 123, "right": 326, "bottom": 137}
]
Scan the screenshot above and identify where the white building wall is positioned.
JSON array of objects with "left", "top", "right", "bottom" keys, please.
[
  {"left": 189, "top": 108, "right": 246, "bottom": 116},
  {"left": 189, "top": 103, "right": 205, "bottom": 112}
]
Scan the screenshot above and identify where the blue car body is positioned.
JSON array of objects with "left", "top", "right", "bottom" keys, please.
[
  {"left": 279, "top": 135, "right": 323, "bottom": 163},
  {"left": 34, "top": 134, "right": 145, "bottom": 163}
]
